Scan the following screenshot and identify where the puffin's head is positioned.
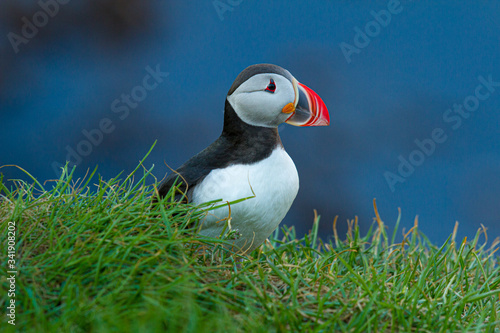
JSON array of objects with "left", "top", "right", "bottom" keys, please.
[{"left": 227, "top": 64, "right": 329, "bottom": 128}]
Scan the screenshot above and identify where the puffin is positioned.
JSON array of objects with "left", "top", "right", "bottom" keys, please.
[{"left": 156, "top": 64, "right": 329, "bottom": 253}]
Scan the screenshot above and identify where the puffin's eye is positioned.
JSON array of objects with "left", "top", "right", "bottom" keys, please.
[{"left": 265, "top": 79, "right": 276, "bottom": 93}]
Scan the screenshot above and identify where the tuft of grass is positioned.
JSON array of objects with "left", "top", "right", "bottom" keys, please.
[{"left": 1, "top": 157, "right": 499, "bottom": 332}]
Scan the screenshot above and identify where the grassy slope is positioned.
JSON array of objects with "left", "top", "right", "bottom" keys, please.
[{"left": 1, "top": 160, "right": 499, "bottom": 332}]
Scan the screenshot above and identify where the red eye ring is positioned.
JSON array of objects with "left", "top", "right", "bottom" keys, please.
[{"left": 265, "top": 79, "right": 276, "bottom": 93}]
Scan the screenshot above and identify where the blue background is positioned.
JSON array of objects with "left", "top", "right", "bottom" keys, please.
[{"left": 1, "top": 1, "right": 499, "bottom": 243}]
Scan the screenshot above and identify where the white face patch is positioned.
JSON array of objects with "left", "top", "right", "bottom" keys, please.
[{"left": 227, "top": 73, "right": 296, "bottom": 128}]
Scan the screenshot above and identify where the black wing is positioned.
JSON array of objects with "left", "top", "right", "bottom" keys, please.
[
  {"left": 156, "top": 136, "right": 233, "bottom": 203},
  {"left": 155, "top": 102, "right": 281, "bottom": 203}
]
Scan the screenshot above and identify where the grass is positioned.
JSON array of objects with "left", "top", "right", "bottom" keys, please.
[{"left": 1, "top": 153, "right": 499, "bottom": 332}]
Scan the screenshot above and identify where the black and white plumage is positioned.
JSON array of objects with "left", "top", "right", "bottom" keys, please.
[{"left": 157, "top": 64, "right": 329, "bottom": 253}]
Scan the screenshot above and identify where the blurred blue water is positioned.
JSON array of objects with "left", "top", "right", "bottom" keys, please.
[{"left": 1, "top": 1, "right": 499, "bottom": 243}]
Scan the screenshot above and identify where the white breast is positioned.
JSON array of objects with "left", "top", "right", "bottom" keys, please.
[{"left": 191, "top": 147, "right": 299, "bottom": 252}]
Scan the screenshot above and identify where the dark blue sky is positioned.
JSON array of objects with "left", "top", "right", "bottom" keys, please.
[{"left": 1, "top": 1, "right": 499, "bottom": 243}]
